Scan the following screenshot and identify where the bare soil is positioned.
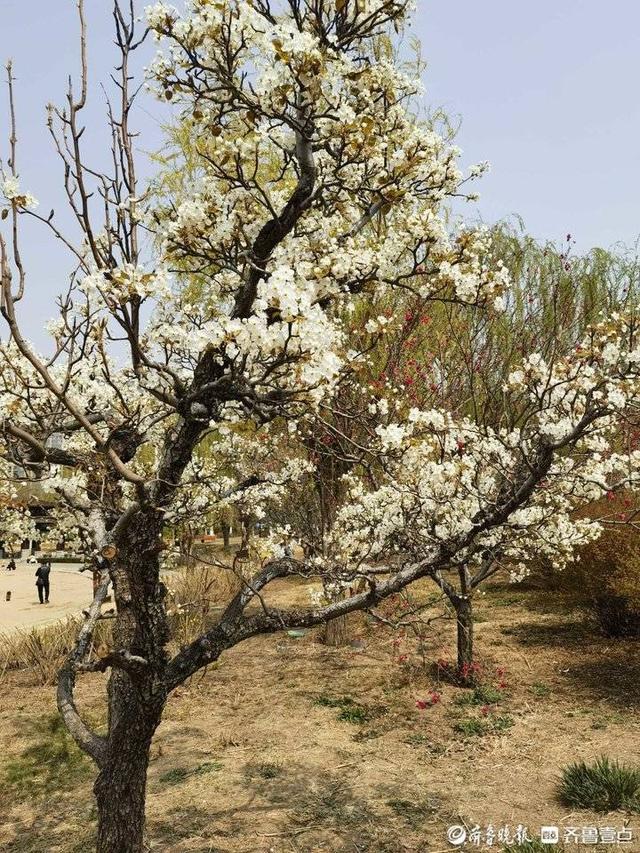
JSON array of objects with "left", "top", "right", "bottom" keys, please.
[{"left": 0, "top": 578, "right": 638, "bottom": 852}]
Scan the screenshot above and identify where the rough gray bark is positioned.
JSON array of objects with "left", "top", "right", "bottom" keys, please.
[
  {"left": 454, "top": 595, "right": 474, "bottom": 678},
  {"left": 94, "top": 679, "right": 162, "bottom": 853},
  {"left": 92, "top": 512, "right": 169, "bottom": 853}
]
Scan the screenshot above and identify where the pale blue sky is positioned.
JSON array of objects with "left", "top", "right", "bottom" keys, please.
[{"left": 1, "top": 1, "right": 639, "bottom": 344}]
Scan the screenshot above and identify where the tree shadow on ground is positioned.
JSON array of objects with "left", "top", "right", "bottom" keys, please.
[
  {"left": 0, "top": 804, "right": 95, "bottom": 853},
  {"left": 501, "top": 618, "right": 593, "bottom": 647},
  {"left": 561, "top": 651, "right": 640, "bottom": 709},
  {"left": 148, "top": 762, "right": 436, "bottom": 852},
  {"left": 503, "top": 616, "right": 640, "bottom": 709}
]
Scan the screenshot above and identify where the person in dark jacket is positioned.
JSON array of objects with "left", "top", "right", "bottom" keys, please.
[{"left": 35, "top": 562, "right": 51, "bottom": 604}]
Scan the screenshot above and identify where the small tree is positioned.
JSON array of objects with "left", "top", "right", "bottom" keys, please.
[{"left": 332, "top": 318, "right": 640, "bottom": 678}]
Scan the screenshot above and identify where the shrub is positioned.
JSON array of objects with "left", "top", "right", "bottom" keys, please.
[
  {"left": 558, "top": 756, "right": 640, "bottom": 812},
  {"left": 536, "top": 495, "right": 640, "bottom": 637}
]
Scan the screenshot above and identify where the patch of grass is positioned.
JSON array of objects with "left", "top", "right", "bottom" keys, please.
[
  {"left": 530, "top": 681, "right": 552, "bottom": 698},
  {"left": 453, "top": 712, "right": 514, "bottom": 738},
  {"left": 564, "top": 707, "right": 590, "bottom": 718},
  {"left": 351, "top": 728, "right": 380, "bottom": 742},
  {"left": 150, "top": 804, "right": 214, "bottom": 845},
  {"left": 338, "top": 704, "right": 370, "bottom": 724},
  {"left": 314, "top": 694, "right": 371, "bottom": 724},
  {"left": 453, "top": 718, "right": 487, "bottom": 737},
  {"left": 502, "top": 842, "right": 565, "bottom": 853},
  {"left": 589, "top": 711, "right": 630, "bottom": 729},
  {"left": 159, "top": 760, "right": 222, "bottom": 786},
  {"left": 492, "top": 714, "right": 515, "bottom": 732},
  {"left": 159, "top": 767, "right": 192, "bottom": 785},
  {"left": 401, "top": 733, "right": 446, "bottom": 754},
  {"left": 0, "top": 617, "right": 112, "bottom": 686},
  {"left": 455, "top": 684, "right": 504, "bottom": 706},
  {"left": 403, "top": 733, "right": 431, "bottom": 747},
  {"left": 4, "top": 713, "right": 92, "bottom": 799},
  {"left": 558, "top": 756, "right": 640, "bottom": 812}
]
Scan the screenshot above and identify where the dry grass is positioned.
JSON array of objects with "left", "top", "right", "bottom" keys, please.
[
  {"left": 0, "top": 617, "right": 112, "bottom": 687},
  {"left": 0, "top": 559, "right": 241, "bottom": 685},
  {"left": 166, "top": 558, "right": 245, "bottom": 650},
  {"left": 0, "top": 577, "right": 637, "bottom": 851}
]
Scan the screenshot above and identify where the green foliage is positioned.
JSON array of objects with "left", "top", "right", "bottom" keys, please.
[
  {"left": 453, "top": 718, "right": 487, "bottom": 737},
  {"left": 159, "top": 760, "right": 222, "bottom": 786},
  {"left": 492, "top": 714, "right": 515, "bottom": 732},
  {"left": 530, "top": 682, "right": 552, "bottom": 698},
  {"left": 455, "top": 684, "right": 504, "bottom": 706},
  {"left": 4, "top": 713, "right": 92, "bottom": 799},
  {"left": 453, "top": 712, "right": 514, "bottom": 737},
  {"left": 338, "top": 704, "right": 370, "bottom": 724},
  {"left": 314, "top": 694, "right": 371, "bottom": 724},
  {"left": 403, "top": 733, "right": 431, "bottom": 747},
  {"left": 558, "top": 756, "right": 640, "bottom": 812}
]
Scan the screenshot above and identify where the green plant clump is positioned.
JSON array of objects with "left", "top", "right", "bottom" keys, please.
[
  {"left": 314, "top": 694, "right": 370, "bottom": 724},
  {"left": 455, "top": 684, "right": 504, "bottom": 706},
  {"left": 159, "top": 760, "right": 222, "bottom": 786},
  {"left": 559, "top": 756, "right": 640, "bottom": 812}
]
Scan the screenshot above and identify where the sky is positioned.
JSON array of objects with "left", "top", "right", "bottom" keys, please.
[{"left": 1, "top": 1, "right": 639, "bottom": 344}]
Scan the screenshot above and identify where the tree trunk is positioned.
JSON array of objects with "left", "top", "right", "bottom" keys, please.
[
  {"left": 323, "top": 612, "right": 350, "bottom": 646},
  {"left": 222, "top": 524, "right": 230, "bottom": 549},
  {"left": 94, "top": 673, "right": 163, "bottom": 852},
  {"left": 454, "top": 595, "right": 474, "bottom": 681},
  {"left": 93, "top": 512, "right": 170, "bottom": 852},
  {"left": 322, "top": 582, "right": 367, "bottom": 647}
]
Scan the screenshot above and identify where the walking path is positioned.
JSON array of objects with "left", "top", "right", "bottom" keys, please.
[{"left": 0, "top": 559, "right": 93, "bottom": 632}]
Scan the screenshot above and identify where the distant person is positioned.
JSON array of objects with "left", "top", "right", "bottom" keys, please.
[
  {"left": 7, "top": 558, "right": 16, "bottom": 571},
  {"left": 35, "top": 561, "right": 51, "bottom": 604}
]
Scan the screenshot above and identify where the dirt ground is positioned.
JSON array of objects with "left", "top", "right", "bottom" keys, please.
[
  {"left": 0, "top": 560, "right": 93, "bottom": 631},
  {"left": 0, "top": 578, "right": 638, "bottom": 852}
]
